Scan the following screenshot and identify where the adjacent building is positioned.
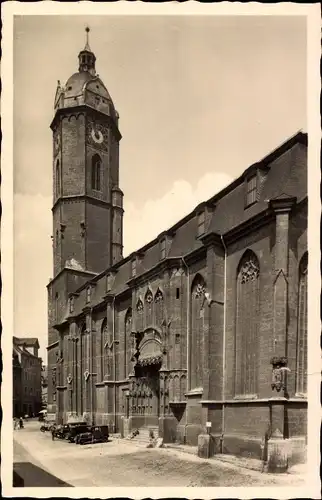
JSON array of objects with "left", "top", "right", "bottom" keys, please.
[
  {"left": 13, "top": 337, "right": 42, "bottom": 417},
  {"left": 41, "top": 365, "right": 48, "bottom": 409},
  {"left": 47, "top": 30, "right": 307, "bottom": 468}
]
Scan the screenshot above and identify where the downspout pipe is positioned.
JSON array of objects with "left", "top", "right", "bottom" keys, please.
[
  {"left": 181, "top": 256, "right": 189, "bottom": 444},
  {"left": 89, "top": 308, "right": 94, "bottom": 425},
  {"left": 220, "top": 234, "right": 227, "bottom": 454},
  {"left": 113, "top": 296, "right": 116, "bottom": 433}
]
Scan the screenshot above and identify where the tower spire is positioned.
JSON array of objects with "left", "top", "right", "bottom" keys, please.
[
  {"left": 84, "top": 26, "right": 91, "bottom": 51},
  {"left": 78, "top": 26, "right": 96, "bottom": 75}
]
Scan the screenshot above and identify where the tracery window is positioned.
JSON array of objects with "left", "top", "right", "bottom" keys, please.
[
  {"left": 155, "top": 288, "right": 164, "bottom": 326},
  {"left": 190, "top": 274, "right": 206, "bottom": 389},
  {"left": 136, "top": 298, "right": 144, "bottom": 333},
  {"left": 145, "top": 289, "right": 153, "bottom": 327},
  {"left": 91, "top": 154, "right": 101, "bottom": 191},
  {"left": 100, "top": 318, "right": 107, "bottom": 380},
  {"left": 125, "top": 308, "right": 132, "bottom": 378},
  {"left": 235, "top": 250, "right": 260, "bottom": 396},
  {"left": 296, "top": 252, "right": 308, "bottom": 395}
]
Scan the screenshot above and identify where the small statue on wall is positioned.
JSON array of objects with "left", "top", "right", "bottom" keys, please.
[{"left": 270, "top": 356, "right": 290, "bottom": 393}]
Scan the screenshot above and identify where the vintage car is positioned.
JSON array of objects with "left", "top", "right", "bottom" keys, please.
[
  {"left": 76, "top": 425, "right": 109, "bottom": 445},
  {"left": 66, "top": 423, "right": 90, "bottom": 443}
]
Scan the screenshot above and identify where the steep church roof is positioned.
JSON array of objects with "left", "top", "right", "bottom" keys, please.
[{"left": 68, "top": 131, "right": 307, "bottom": 311}]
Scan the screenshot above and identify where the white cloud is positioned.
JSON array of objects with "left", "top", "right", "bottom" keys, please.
[{"left": 123, "top": 171, "right": 233, "bottom": 256}]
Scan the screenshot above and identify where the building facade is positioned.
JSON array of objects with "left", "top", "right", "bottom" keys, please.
[
  {"left": 47, "top": 32, "right": 307, "bottom": 466},
  {"left": 41, "top": 365, "right": 48, "bottom": 409},
  {"left": 13, "top": 337, "right": 42, "bottom": 417}
]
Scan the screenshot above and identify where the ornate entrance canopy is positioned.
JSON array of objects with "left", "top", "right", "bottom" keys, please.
[
  {"left": 137, "top": 354, "right": 162, "bottom": 367},
  {"left": 131, "top": 327, "right": 164, "bottom": 368}
]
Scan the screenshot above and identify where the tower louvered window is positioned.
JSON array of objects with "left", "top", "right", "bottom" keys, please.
[
  {"left": 91, "top": 154, "right": 101, "bottom": 191},
  {"left": 235, "top": 251, "right": 260, "bottom": 396}
]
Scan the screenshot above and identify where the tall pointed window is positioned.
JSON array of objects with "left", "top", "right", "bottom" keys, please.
[
  {"left": 145, "top": 289, "right": 153, "bottom": 327},
  {"left": 155, "top": 288, "right": 164, "bottom": 327},
  {"left": 55, "top": 160, "right": 60, "bottom": 198},
  {"left": 91, "top": 154, "right": 101, "bottom": 191},
  {"left": 101, "top": 318, "right": 107, "bottom": 381},
  {"left": 191, "top": 274, "right": 206, "bottom": 389},
  {"left": 296, "top": 252, "right": 308, "bottom": 395},
  {"left": 235, "top": 250, "right": 260, "bottom": 397},
  {"left": 125, "top": 308, "right": 132, "bottom": 378}
]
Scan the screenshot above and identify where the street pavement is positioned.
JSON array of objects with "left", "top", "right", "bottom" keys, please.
[{"left": 13, "top": 421, "right": 306, "bottom": 488}]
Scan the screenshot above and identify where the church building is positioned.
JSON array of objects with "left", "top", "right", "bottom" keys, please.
[{"left": 47, "top": 30, "right": 308, "bottom": 468}]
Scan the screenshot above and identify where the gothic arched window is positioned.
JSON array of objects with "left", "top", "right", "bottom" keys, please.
[
  {"left": 125, "top": 308, "right": 132, "bottom": 378},
  {"left": 136, "top": 298, "right": 144, "bottom": 333},
  {"left": 155, "top": 288, "right": 164, "bottom": 326},
  {"left": 91, "top": 154, "right": 102, "bottom": 191},
  {"left": 190, "top": 274, "right": 206, "bottom": 389},
  {"left": 55, "top": 292, "right": 59, "bottom": 322},
  {"left": 235, "top": 250, "right": 260, "bottom": 397},
  {"left": 296, "top": 252, "right": 308, "bottom": 395},
  {"left": 101, "top": 318, "right": 107, "bottom": 380},
  {"left": 145, "top": 289, "right": 153, "bottom": 327},
  {"left": 55, "top": 160, "right": 61, "bottom": 198}
]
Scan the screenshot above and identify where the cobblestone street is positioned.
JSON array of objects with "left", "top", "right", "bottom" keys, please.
[{"left": 13, "top": 421, "right": 306, "bottom": 488}]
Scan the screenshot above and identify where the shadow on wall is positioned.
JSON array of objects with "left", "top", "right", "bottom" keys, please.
[{"left": 13, "top": 463, "right": 72, "bottom": 487}]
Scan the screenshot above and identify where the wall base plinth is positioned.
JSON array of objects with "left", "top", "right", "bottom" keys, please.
[
  {"left": 266, "top": 437, "right": 289, "bottom": 473},
  {"left": 198, "top": 434, "right": 214, "bottom": 458}
]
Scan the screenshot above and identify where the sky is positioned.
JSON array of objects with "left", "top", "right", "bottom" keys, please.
[{"left": 13, "top": 15, "right": 307, "bottom": 361}]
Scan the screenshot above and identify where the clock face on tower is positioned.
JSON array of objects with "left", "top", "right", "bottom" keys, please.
[
  {"left": 91, "top": 127, "right": 104, "bottom": 144},
  {"left": 87, "top": 122, "right": 109, "bottom": 151}
]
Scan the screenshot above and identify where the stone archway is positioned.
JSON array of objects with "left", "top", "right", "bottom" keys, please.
[{"left": 129, "top": 328, "right": 163, "bottom": 427}]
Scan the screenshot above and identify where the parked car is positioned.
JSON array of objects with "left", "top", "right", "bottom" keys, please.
[
  {"left": 77, "top": 425, "right": 109, "bottom": 445},
  {"left": 66, "top": 423, "right": 90, "bottom": 443}
]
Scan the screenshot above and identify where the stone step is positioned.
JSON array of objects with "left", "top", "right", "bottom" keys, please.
[{"left": 126, "top": 427, "right": 159, "bottom": 445}]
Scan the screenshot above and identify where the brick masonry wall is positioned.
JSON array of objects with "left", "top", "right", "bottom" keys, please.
[
  {"left": 225, "top": 221, "right": 275, "bottom": 400},
  {"left": 287, "top": 202, "right": 307, "bottom": 396},
  {"left": 61, "top": 114, "right": 86, "bottom": 195},
  {"left": 286, "top": 402, "right": 307, "bottom": 437},
  {"left": 50, "top": 203, "right": 307, "bottom": 443},
  {"left": 47, "top": 344, "right": 59, "bottom": 414},
  {"left": 86, "top": 202, "right": 112, "bottom": 273},
  {"left": 207, "top": 246, "right": 225, "bottom": 401},
  {"left": 61, "top": 200, "right": 86, "bottom": 270}
]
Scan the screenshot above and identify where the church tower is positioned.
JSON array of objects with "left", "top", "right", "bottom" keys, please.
[
  {"left": 48, "top": 28, "right": 123, "bottom": 344},
  {"left": 51, "top": 27, "right": 123, "bottom": 276}
]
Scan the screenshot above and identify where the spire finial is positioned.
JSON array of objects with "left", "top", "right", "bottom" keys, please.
[{"left": 84, "top": 26, "right": 91, "bottom": 51}]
